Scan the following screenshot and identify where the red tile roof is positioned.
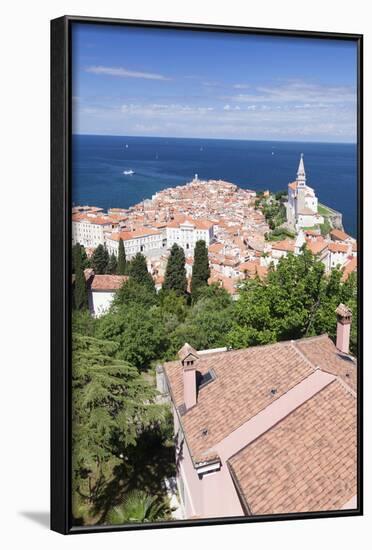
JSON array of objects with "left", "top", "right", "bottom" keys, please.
[
  {"left": 108, "top": 228, "right": 161, "bottom": 241},
  {"left": 329, "top": 242, "right": 349, "bottom": 254},
  {"left": 91, "top": 274, "right": 128, "bottom": 291},
  {"left": 330, "top": 228, "right": 351, "bottom": 242},
  {"left": 341, "top": 256, "right": 357, "bottom": 282},
  {"left": 306, "top": 238, "right": 328, "bottom": 256},
  {"left": 271, "top": 239, "right": 295, "bottom": 252},
  {"left": 228, "top": 379, "right": 356, "bottom": 515}
]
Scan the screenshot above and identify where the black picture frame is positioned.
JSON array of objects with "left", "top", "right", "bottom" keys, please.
[{"left": 51, "top": 15, "right": 363, "bottom": 535}]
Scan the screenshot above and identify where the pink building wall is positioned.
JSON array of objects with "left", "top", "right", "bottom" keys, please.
[{"left": 173, "top": 406, "right": 243, "bottom": 518}]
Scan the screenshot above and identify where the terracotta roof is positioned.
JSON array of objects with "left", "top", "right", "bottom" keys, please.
[
  {"left": 271, "top": 239, "right": 295, "bottom": 252},
  {"left": 108, "top": 228, "right": 161, "bottom": 241},
  {"left": 288, "top": 181, "right": 297, "bottom": 191},
  {"left": 72, "top": 214, "right": 115, "bottom": 226},
  {"left": 239, "top": 261, "right": 268, "bottom": 280},
  {"left": 209, "top": 242, "right": 224, "bottom": 254},
  {"left": 91, "top": 274, "right": 128, "bottom": 291},
  {"left": 208, "top": 272, "right": 239, "bottom": 295},
  {"left": 164, "top": 335, "right": 356, "bottom": 466},
  {"left": 329, "top": 242, "right": 349, "bottom": 254},
  {"left": 164, "top": 340, "right": 316, "bottom": 461},
  {"left": 330, "top": 229, "right": 351, "bottom": 242},
  {"left": 296, "top": 334, "right": 356, "bottom": 392},
  {"left": 166, "top": 216, "right": 213, "bottom": 230},
  {"left": 342, "top": 257, "right": 357, "bottom": 282},
  {"left": 306, "top": 238, "right": 328, "bottom": 256},
  {"left": 228, "top": 380, "right": 356, "bottom": 515}
]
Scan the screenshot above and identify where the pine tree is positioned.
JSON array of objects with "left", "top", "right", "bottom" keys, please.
[
  {"left": 108, "top": 253, "right": 118, "bottom": 274},
  {"left": 73, "top": 243, "right": 88, "bottom": 310},
  {"left": 92, "top": 244, "right": 109, "bottom": 274},
  {"left": 71, "top": 334, "right": 163, "bottom": 518},
  {"left": 117, "top": 238, "right": 127, "bottom": 275},
  {"left": 128, "top": 253, "right": 155, "bottom": 290},
  {"left": 191, "top": 240, "right": 210, "bottom": 301},
  {"left": 163, "top": 243, "right": 187, "bottom": 296}
]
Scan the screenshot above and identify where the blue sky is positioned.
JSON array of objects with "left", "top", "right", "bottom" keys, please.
[{"left": 72, "top": 23, "right": 357, "bottom": 142}]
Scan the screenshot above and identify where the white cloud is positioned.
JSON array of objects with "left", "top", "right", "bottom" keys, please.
[
  {"left": 231, "top": 81, "right": 356, "bottom": 105},
  {"left": 86, "top": 65, "right": 170, "bottom": 81}
]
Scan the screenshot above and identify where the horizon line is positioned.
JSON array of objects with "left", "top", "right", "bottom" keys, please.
[{"left": 72, "top": 133, "right": 357, "bottom": 146}]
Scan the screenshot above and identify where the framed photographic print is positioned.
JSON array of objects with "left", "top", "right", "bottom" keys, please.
[{"left": 51, "top": 15, "right": 363, "bottom": 534}]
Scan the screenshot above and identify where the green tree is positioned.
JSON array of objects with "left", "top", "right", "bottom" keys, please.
[
  {"left": 114, "top": 278, "right": 158, "bottom": 309},
  {"left": 169, "top": 284, "right": 234, "bottom": 354},
  {"left": 191, "top": 240, "right": 210, "bottom": 301},
  {"left": 128, "top": 253, "right": 155, "bottom": 290},
  {"left": 96, "top": 306, "right": 168, "bottom": 370},
  {"left": 108, "top": 253, "right": 118, "bottom": 274},
  {"left": 106, "top": 490, "right": 171, "bottom": 524},
  {"left": 72, "top": 334, "right": 165, "bottom": 520},
  {"left": 163, "top": 243, "right": 187, "bottom": 296},
  {"left": 228, "top": 249, "right": 326, "bottom": 348},
  {"left": 73, "top": 243, "right": 88, "bottom": 310},
  {"left": 72, "top": 243, "right": 91, "bottom": 272},
  {"left": 117, "top": 238, "right": 127, "bottom": 275},
  {"left": 319, "top": 218, "right": 332, "bottom": 236},
  {"left": 92, "top": 244, "right": 109, "bottom": 274}
]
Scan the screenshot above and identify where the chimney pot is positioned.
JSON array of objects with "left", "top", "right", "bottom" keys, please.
[
  {"left": 178, "top": 343, "right": 198, "bottom": 410},
  {"left": 335, "top": 303, "right": 352, "bottom": 354}
]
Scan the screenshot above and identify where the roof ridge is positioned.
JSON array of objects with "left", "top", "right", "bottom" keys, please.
[
  {"left": 334, "top": 374, "right": 357, "bottom": 398},
  {"left": 225, "top": 373, "right": 337, "bottom": 465}
]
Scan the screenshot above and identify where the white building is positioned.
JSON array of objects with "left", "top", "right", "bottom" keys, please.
[
  {"left": 327, "top": 242, "right": 352, "bottom": 271},
  {"left": 286, "top": 154, "right": 324, "bottom": 230},
  {"left": 166, "top": 217, "right": 214, "bottom": 256},
  {"left": 88, "top": 274, "right": 128, "bottom": 317},
  {"left": 72, "top": 213, "right": 117, "bottom": 248},
  {"left": 106, "top": 228, "right": 164, "bottom": 259}
]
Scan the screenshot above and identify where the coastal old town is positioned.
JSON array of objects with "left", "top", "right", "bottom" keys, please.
[{"left": 72, "top": 155, "right": 357, "bottom": 316}]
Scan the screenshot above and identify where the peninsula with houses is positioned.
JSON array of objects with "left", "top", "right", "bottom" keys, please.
[{"left": 72, "top": 155, "right": 357, "bottom": 317}]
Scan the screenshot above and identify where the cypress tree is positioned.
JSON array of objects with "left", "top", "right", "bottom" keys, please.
[
  {"left": 128, "top": 253, "right": 155, "bottom": 290},
  {"left": 108, "top": 253, "right": 118, "bottom": 274},
  {"left": 163, "top": 243, "right": 187, "bottom": 296},
  {"left": 92, "top": 244, "right": 109, "bottom": 274},
  {"left": 73, "top": 243, "right": 88, "bottom": 310},
  {"left": 191, "top": 240, "right": 210, "bottom": 301},
  {"left": 117, "top": 238, "right": 127, "bottom": 275}
]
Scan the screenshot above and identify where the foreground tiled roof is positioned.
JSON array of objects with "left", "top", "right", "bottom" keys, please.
[
  {"left": 164, "top": 340, "right": 316, "bottom": 461},
  {"left": 296, "top": 334, "right": 356, "bottom": 392},
  {"left": 228, "top": 380, "right": 356, "bottom": 515},
  {"left": 164, "top": 335, "right": 357, "bottom": 466}
]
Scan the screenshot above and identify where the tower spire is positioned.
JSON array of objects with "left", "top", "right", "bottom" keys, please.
[{"left": 296, "top": 153, "right": 306, "bottom": 186}]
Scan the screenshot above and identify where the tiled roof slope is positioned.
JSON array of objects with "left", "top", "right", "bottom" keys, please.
[
  {"left": 163, "top": 335, "right": 357, "bottom": 463},
  {"left": 91, "top": 274, "right": 128, "bottom": 291},
  {"left": 296, "top": 334, "right": 356, "bottom": 392},
  {"left": 164, "top": 341, "right": 315, "bottom": 460},
  {"left": 228, "top": 380, "right": 356, "bottom": 515}
]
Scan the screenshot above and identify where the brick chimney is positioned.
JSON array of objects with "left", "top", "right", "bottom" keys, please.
[
  {"left": 335, "top": 303, "right": 352, "bottom": 354},
  {"left": 178, "top": 343, "right": 199, "bottom": 410}
]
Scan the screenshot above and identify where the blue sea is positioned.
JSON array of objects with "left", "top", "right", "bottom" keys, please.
[{"left": 72, "top": 135, "right": 358, "bottom": 237}]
